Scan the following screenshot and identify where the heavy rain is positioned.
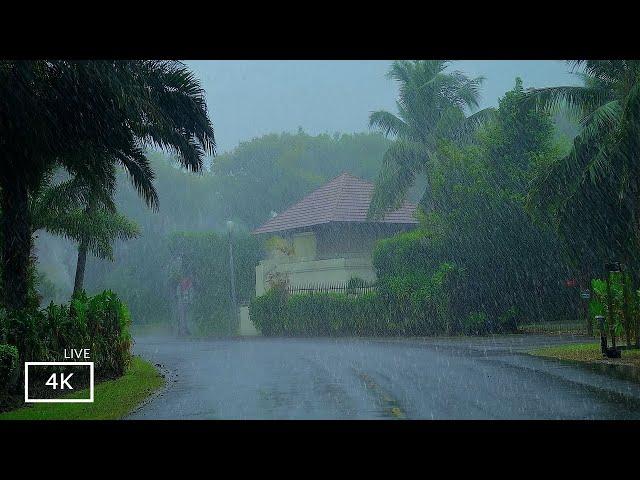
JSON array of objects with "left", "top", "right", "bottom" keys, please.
[{"left": 2, "top": 60, "right": 640, "bottom": 420}]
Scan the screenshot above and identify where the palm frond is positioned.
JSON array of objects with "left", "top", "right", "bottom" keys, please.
[
  {"left": 367, "top": 139, "right": 429, "bottom": 219},
  {"left": 368, "top": 110, "right": 407, "bottom": 137},
  {"left": 523, "top": 85, "right": 613, "bottom": 120}
]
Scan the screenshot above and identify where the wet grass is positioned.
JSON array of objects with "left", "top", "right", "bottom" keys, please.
[
  {"left": 518, "top": 320, "right": 588, "bottom": 336},
  {"left": 530, "top": 342, "right": 640, "bottom": 367},
  {"left": 0, "top": 357, "right": 164, "bottom": 420}
]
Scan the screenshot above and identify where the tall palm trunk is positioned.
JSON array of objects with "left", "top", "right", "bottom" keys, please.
[
  {"left": 1, "top": 175, "right": 31, "bottom": 311},
  {"left": 72, "top": 203, "right": 94, "bottom": 297},
  {"left": 73, "top": 242, "right": 88, "bottom": 297}
]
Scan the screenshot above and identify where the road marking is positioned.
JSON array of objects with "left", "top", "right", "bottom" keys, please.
[{"left": 356, "top": 371, "right": 407, "bottom": 419}]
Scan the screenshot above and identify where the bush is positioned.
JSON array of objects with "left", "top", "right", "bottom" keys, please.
[
  {"left": 377, "top": 262, "right": 465, "bottom": 335},
  {"left": 250, "top": 259, "right": 518, "bottom": 337},
  {"left": 461, "top": 312, "right": 489, "bottom": 335},
  {"left": 249, "top": 287, "right": 288, "bottom": 336},
  {"left": 589, "top": 274, "right": 638, "bottom": 344},
  {"left": 251, "top": 289, "right": 396, "bottom": 337},
  {"left": 0, "top": 344, "right": 19, "bottom": 392},
  {"left": 1, "top": 290, "right": 132, "bottom": 389}
]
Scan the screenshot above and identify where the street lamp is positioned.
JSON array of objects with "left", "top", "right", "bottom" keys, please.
[{"left": 227, "top": 220, "right": 238, "bottom": 336}]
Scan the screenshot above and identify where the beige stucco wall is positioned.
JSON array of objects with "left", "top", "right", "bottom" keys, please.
[
  {"left": 255, "top": 223, "right": 413, "bottom": 296},
  {"left": 255, "top": 256, "right": 376, "bottom": 296}
]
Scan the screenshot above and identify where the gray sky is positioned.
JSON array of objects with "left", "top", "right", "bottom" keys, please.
[{"left": 184, "top": 60, "right": 579, "bottom": 154}]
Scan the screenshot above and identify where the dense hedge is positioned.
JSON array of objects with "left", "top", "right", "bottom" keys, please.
[
  {"left": 250, "top": 281, "right": 517, "bottom": 337},
  {"left": 0, "top": 290, "right": 132, "bottom": 393},
  {"left": 373, "top": 229, "right": 553, "bottom": 330},
  {"left": 251, "top": 289, "right": 394, "bottom": 336}
]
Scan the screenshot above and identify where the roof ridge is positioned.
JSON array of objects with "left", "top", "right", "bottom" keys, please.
[
  {"left": 330, "top": 172, "right": 350, "bottom": 220},
  {"left": 251, "top": 171, "right": 417, "bottom": 235}
]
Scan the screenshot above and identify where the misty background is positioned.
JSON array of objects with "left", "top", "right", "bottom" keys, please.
[
  {"left": 185, "top": 60, "right": 577, "bottom": 153},
  {"left": 34, "top": 60, "right": 580, "bottom": 328}
]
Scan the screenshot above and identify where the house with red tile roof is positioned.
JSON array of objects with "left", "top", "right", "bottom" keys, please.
[{"left": 251, "top": 172, "right": 418, "bottom": 296}]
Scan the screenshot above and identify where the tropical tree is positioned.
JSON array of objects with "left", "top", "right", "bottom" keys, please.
[
  {"left": 367, "top": 60, "right": 495, "bottom": 217},
  {"left": 524, "top": 60, "right": 640, "bottom": 274},
  {"left": 0, "top": 60, "right": 215, "bottom": 310},
  {"left": 31, "top": 172, "right": 139, "bottom": 296}
]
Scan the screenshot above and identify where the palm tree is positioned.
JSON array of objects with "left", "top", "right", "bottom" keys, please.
[
  {"left": 0, "top": 61, "right": 215, "bottom": 310},
  {"left": 31, "top": 172, "right": 139, "bottom": 296},
  {"left": 524, "top": 60, "right": 640, "bottom": 346},
  {"left": 524, "top": 62, "right": 640, "bottom": 269},
  {"left": 367, "top": 60, "right": 494, "bottom": 217}
]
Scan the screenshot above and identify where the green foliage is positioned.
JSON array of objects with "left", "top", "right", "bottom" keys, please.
[
  {"left": 0, "top": 357, "right": 163, "bottom": 420},
  {"left": 373, "top": 229, "right": 440, "bottom": 278},
  {"left": 82, "top": 132, "right": 390, "bottom": 325},
  {"left": 525, "top": 60, "right": 640, "bottom": 274},
  {"left": 0, "top": 60, "right": 215, "bottom": 311},
  {"left": 250, "top": 281, "right": 516, "bottom": 337},
  {"left": 250, "top": 258, "right": 516, "bottom": 337},
  {"left": 249, "top": 288, "right": 288, "bottom": 336},
  {"left": 166, "top": 231, "right": 263, "bottom": 335},
  {"left": 0, "top": 290, "right": 131, "bottom": 387},
  {"left": 462, "top": 312, "right": 489, "bottom": 335},
  {"left": 250, "top": 290, "right": 393, "bottom": 337},
  {"left": 370, "top": 79, "right": 576, "bottom": 326},
  {"left": 368, "top": 60, "right": 495, "bottom": 217},
  {"left": 33, "top": 174, "right": 140, "bottom": 262},
  {"left": 0, "top": 344, "right": 19, "bottom": 391},
  {"left": 589, "top": 274, "right": 638, "bottom": 342}
]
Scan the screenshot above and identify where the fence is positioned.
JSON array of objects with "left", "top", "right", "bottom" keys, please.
[{"left": 287, "top": 280, "right": 377, "bottom": 296}]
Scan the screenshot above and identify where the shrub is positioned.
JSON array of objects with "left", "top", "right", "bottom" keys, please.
[
  {"left": 462, "top": 312, "right": 490, "bottom": 335},
  {"left": 377, "top": 262, "right": 463, "bottom": 335},
  {"left": 373, "top": 230, "right": 439, "bottom": 279},
  {"left": 591, "top": 275, "right": 625, "bottom": 338},
  {"left": 1, "top": 290, "right": 132, "bottom": 388},
  {"left": 251, "top": 289, "right": 393, "bottom": 337},
  {"left": 249, "top": 287, "right": 288, "bottom": 336},
  {"left": 250, "top": 258, "right": 519, "bottom": 337},
  {"left": 0, "top": 344, "right": 19, "bottom": 392}
]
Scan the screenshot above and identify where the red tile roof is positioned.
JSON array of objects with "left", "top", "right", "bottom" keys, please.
[{"left": 252, "top": 172, "right": 418, "bottom": 235}]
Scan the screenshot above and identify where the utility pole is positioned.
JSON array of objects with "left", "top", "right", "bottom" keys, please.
[{"left": 227, "top": 221, "right": 238, "bottom": 336}]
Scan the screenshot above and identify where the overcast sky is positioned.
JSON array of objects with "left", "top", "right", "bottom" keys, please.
[{"left": 184, "top": 60, "right": 579, "bottom": 154}]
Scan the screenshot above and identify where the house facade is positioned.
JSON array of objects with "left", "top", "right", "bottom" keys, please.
[{"left": 252, "top": 173, "right": 418, "bottom": 296}]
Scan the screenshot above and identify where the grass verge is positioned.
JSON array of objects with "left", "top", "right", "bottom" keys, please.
[
  {"left": 530, "top": 342, "right": 640, "bottom": 368},
  {"left": 518, "top": 320, "right": 587, "bottom": 335},
  {"left": 0, "top": 356, "right": 164, "bottom": 420}
]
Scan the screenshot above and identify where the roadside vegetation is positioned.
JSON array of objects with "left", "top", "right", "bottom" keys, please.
[
  {"left": 252, "top": 61, "right": 640, "bottom": 341},
  {"left": 2, "top": 60, "right": 639, "bottom": 356},
  {"left": 0, "top": 356, "right": 164, "bottom": 420},
  {"left": 0, "top": 60, "right": 214, "bottom": 413},
  {"left": 254, "top": 64, "right": 575, "bottom": 336},
  {"left": 530, "top": 343, "right": 640, "bottom": 368}
]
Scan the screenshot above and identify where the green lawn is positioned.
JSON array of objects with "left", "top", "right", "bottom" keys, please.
[
  {"left": 0, "top": 356, "right": 164, "bottom": 420},
  {"left": 530, "top": 342, "right": 640, "bottom": 366}
]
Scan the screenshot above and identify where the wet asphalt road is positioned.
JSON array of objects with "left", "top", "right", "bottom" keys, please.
[{"left": 127, "top": 335, "right": 640, "bottom": 420}]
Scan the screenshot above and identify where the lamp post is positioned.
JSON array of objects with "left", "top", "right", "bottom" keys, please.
[{"left": 227, "top": 220, "right": 238, "bottom": 336}]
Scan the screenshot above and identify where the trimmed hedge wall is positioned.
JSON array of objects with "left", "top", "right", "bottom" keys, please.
[
  {"left": 249, "top": 283, "right": 517, "bottom": 337},
  {"left": 250, "top": 289, "right": 394, "bottom": 336}
]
